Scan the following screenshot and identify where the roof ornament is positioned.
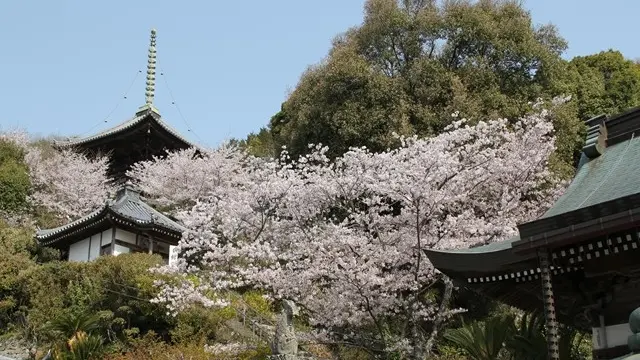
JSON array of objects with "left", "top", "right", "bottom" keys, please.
[
  {"left": 145, "top": 29, "right": 157, "bottom": 105},
  {"left": 137, "top": 29, "right": 159, "bottom": 116},
  {"left": 583, "top": 114, "right": 608, "bottom": 159}
]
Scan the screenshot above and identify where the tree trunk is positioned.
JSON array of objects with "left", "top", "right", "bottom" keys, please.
[{"left": 422, "top": 278, "right": 454, "bottom": 357}]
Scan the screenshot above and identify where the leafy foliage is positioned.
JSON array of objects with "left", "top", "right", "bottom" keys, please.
[
  {"left": 17, "top": 254, "right": 174, "bottom": 342},
  {"left": 567, "top": 50, "right": 640, "bottom": 120},
  {"left": 264, "top": 0, "right": 584, "bottom": 177},
  {"left": 444, "top": 311, "right": 591, "bottom": 360},
  {"left": 45, "top": 312, "right": 103, "bottom": 341},
  {"left": 134, "top": 101, "right": 565, "bottom": 357},
  {"left": 444, "top": 315, "right": 514, "bottom": 360},
  {"left": 0, "top": 138, "right": 30, "bottom": 213}
]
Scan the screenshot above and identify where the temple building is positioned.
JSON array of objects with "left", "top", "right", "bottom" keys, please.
[
  {"left": 425, "top": 107, "right": 640, "bottom": 359},
  {"left": 36, "top": 29, "right": 193, "bottom": 264},
  {"left": 36, "top": 183, "right": 184, "bottom": 264},
  {"left": 54, "top": 29, "right": 197, "bottom": 183}
]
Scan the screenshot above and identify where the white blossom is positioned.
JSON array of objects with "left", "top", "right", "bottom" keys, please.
[{"left": 130, "top": 103, "right": 566, "bottom": 355}]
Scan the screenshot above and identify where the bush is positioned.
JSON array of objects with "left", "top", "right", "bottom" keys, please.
[
  {"left": 0, "top": 138, "right": 30, "bottom": 213},
  {"left": 0, "top": 221, "right": 57, "bottom": 332},
  {"left": 170, "top": 305, "right": 234, "bottom": 345},
  {"left": 103, "top": 332, "right": 270, "bottom": 360},
  {"left": 15, "top": 254, "right": 172, "bottom": 343}
]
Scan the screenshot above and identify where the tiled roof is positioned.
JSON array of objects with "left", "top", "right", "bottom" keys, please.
[
  {"left": 36, "top": 208, "right": 106, "bottom": 240},
  {"left": 426, "top": 107, "right": 640, "bottom": 259},
  {"left": 55, "top": 106, "right": 197, "bottom": 149},
  {"left": 36, "top": 185, "right": 185, "bottom": 244},
  {"left": 540, "top": 135, "right": 640, "bottom": 218}
]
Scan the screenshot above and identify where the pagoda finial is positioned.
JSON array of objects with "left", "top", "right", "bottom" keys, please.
[{"left": 145, "top": 29, "right": 157, "bottom": 106}]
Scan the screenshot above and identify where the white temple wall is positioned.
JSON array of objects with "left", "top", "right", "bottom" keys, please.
[
  {"left": 113, "top": 244, "right": 131, "bottom": 256},
  {"left": 66, "top": 226, "right": 179, "bottom": 263},
  {"left": 89, "top": 233, "right": 101, "bottom": 261},
  {"left": 69, "top": 229, "right": 111, "bottom": 262},
  {"left": 68, "top": 238, "right": 91, "bottom": 262},
  {"left": 101, "top": 229, "right": 112, "bottom": 246},
  {"left": 115, "top": 228, "right": 137, "bottom": 244}
]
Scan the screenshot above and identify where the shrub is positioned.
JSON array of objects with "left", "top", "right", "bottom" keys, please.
[
  {"left": 17, "top": 254, "right": 172, "bottom": 342},
  {"left": 0, "top": 138, "right": 30, "bottom": 213}
]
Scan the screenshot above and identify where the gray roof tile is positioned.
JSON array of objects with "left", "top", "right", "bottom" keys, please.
[
  {"left": 55, "top": 107, "right": 197, "bottom": 149},
  {"left": 36, "top": 186, "right": 185, "bottom": 242}
]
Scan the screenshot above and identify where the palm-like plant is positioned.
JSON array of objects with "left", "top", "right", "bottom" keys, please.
[
  {"left": 46, "top": 312, "right": 102, "bottom": 340},
  {"left": 445, "top": 311, "right": 590, "bottom": 360},
  {"left": 507, "top": 312, "right": 547, "bottom": 360},
  {"left": 45, "top": 312, "right": 105, "bottom": 360},
  {"left": 55, "top": 331, "right": 104, "bottom": 360},
  {"left": 444, "top": 315, "right": 515, "bottom": 360}
]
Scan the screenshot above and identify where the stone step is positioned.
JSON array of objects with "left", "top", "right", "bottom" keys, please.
[{"left": 224, "top": 318, "right": 266, "bottom": 342}]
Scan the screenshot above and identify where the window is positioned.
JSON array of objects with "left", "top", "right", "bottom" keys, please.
[{"left": 100, "top": 244, "right": 112, "bottom": 256}]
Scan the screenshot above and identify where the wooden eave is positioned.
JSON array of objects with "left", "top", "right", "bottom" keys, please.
[
  {"left": 37, "top": 210, "right": 182, "bottom": 248},
  {"left": 36, "top": 188, "right": 185, "bottom": 247},
  {"left": 54, "top": 109, "right": 196, "bottom": 153}
]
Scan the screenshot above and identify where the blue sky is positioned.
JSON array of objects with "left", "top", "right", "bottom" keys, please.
[{"left": 0, "top": 0, "right": 638, "bottom": 148}]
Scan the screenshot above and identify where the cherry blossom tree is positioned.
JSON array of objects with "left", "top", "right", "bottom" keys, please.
[
  {"left": 127, "top": 146, "right": 246, "bottom": 208},
  {"left": 0, "top": 129, "right": 113, "bottom": 224},
  {"left": 0, "top": 128, "right": 30, "bottom": 150},
  {"left": 132, "top": 101, "right": 566, "bottom": 358},
  {"left": 0, "top": 129, "right": 114, "bottom": 222},
  {"left": 25, "top": 145, "right": 113, "bottom": 221}
]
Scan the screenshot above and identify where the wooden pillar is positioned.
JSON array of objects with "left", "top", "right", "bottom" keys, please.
[
  {"left": 111, "top": 227, "right": 116, "bottom": 255},
  {"left": 538, "top": 249, "right": 560, "bottom": 360},
  {"left": 148, "top": 235, "right": 154, "bottom": 255}
]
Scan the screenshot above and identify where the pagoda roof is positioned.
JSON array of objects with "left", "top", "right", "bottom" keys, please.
[
  {"left": 36, "top": 184, "right": 185, "bottom": 246},
  {"left": 54, "top": 106, "right": 197, "bottom": 150}
]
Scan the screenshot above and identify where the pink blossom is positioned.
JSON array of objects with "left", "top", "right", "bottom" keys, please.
[
  {"left": 131, "top": 100, "right": 566, "bottom": 356},
  {"left": 25, "top": 146, "right": 113, "bottom": 221}
]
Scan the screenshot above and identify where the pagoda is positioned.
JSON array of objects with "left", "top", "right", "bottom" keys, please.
[
  {"left": 425, "top": 107, "right": 640, "bottom": 359},
  {"left": 54, "top": 29, "right": 197, "bottom": 182},
  {"left": 37, "top": 29, "right": 192, "bottom": 264}
]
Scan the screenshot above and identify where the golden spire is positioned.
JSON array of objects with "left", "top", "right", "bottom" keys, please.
[{"left": 145, "top": 29, "right": 157, "bottom": 105}]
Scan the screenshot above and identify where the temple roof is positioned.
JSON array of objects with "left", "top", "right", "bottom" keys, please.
[
  {"left": 54, "top": 106, "right": 196, "bottom": 150},
  {"left": 36, "top": 184, "right": 185, "bottom": 246},
  {"left": 427, "top": 106, "right": 640, "bottom": 265},
  {"left": 542, "top": 135, "right": 640, "bottom": 219}
]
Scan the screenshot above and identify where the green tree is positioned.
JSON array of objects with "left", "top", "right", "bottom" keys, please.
[
  {"left": 0, "top": 220, "right": 58, "bottom": 333},
  {"left": 231, "top": 126, "right": 278, "bottom": 158},
  {"left": 568, "top": 50, "right": 640, "bottom": 120},
  {"left": 0, "top": 138, "right": 30, "bottom": 213},
  {"left": 265, "top": 0, "right": 583, "bottom": 174}
]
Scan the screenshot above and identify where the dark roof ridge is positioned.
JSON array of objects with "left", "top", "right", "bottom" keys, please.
[
  {"left": 36, "top": 183, "right": 185, "bottom": 244},
  {"left": 53, "top": 107, "right": 198, "bottom": 150}
]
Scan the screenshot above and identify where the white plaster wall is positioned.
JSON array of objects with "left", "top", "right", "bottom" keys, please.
[
  {"left": 101, "top": 228, "right": 112, "bottom": 246},
  {"left": 89, "top": 233, "right": 101, "bottom": 261},
  {"left": 592, "top": 323, "right": 632, "bottom": 350},
  {"left": 68, "top": 238, "right": 90, "bottom": 262},
  {"left": 115, "top": 228, "right": 136, "bottom": 245}
]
